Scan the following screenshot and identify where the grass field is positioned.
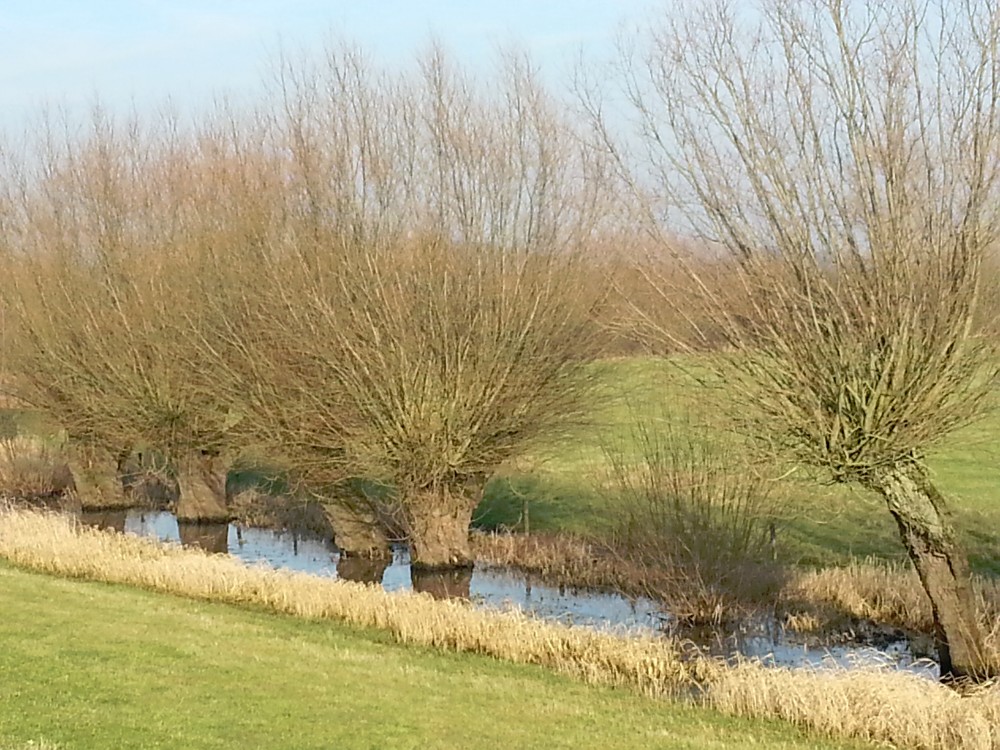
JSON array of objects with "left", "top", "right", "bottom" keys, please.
[
  {"left": 476, "top": 357, "right": 1000, "bottom": 574},
  {"left": 0, "top": 563, "right": 864, "bottom": 750}
]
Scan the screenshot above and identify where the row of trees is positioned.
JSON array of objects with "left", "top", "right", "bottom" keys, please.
[
  {"left": 0, "top": 46, "right": 612, "bottom": 567},
  {"left": 1, "top": 1, "right": 997, "bottom": 682}
]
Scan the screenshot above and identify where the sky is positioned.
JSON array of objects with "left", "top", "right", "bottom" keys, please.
[{"left": 1, "top": 1, "right": 656, "bottom": 133}]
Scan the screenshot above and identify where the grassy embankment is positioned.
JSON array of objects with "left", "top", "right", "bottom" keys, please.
[
  {"left": 0, "top": 564, "right": 857, "bottom": 750},
  {"left": 4, "top": 511, "right": 998, "bottom": 750},
  {"left": 0, "top": 545, "right": 865, "bottom": 749}
]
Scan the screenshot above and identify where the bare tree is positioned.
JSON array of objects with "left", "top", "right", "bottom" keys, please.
[
  {"left": 328, "top": 234, "right": 604, "bottom": 568},
  {"left": 184, "top": 215, "right": 397, "bottom": 556},
  {"left": 0, "top": 108, "right": 264, "bottom": 520},
  {"left": 239, "top": 44, "right": 613, "bottom": 568},
  {"left": 600, "top": 0, "right": 1000, "bottom": 681}
]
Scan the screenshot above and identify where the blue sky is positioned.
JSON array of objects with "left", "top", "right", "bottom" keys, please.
[{"left": 1, "top": 1, "right": 654, "bottom": 131}]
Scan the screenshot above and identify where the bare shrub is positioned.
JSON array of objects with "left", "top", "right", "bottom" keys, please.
[{"left": 601, "top": 408, "right": 783, "bottom": 623}]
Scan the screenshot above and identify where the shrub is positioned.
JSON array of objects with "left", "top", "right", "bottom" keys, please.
[{"left": 602, "top": 406, "right": 784, "bottom": 623}]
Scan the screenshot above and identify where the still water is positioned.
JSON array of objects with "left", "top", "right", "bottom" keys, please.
[{"left": 80, "top": 508, "right": 937, "bottom": 677}]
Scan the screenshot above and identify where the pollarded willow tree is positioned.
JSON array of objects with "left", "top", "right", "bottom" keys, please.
[
  {"left": 326, "top": 234, "right": 605, "bottom": 568},
  {"left": 601, "top": 0, "right": 1000, "bottom": 681},
  {"left": 182, "top": 215, "right": 397, "bottom": 557},
  {"left": 236, "top": 43, "right": 614, "bottom": 568},
  {"left": 0, "top": 109, "right": 279, "bottom": 521}
]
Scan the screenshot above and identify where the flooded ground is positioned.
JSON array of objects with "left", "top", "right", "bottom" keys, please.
[{"left": 81, "top": 508, "right": 939, "bottom": 677}]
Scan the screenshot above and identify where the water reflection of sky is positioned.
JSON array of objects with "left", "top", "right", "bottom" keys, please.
[
  {"left": 124, "top": 510, "right": 663, "bottom": 633},
  {"left": 121, "top": 510, "right": 936, "bottom": 678}
]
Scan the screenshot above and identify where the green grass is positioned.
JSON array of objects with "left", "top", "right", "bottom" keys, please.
[
  {"left": 476, "top": 357, "right": 1000, "bottom": 574},
  {"left": 0, "top": 564, "right": 863, "bottom": 750}
]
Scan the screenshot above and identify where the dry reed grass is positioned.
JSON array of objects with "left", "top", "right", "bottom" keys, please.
[
  {"left": 788, "top": 560, "right": 935, "bottom": 630},
  {"left": 471, "top": 531, "right": 639, "bottom": 591},
  {"left": 709, "top": 663, "right": 1000, "bottom": 750},
  {"left": 0, "top": 437, "right": 68, "bottom": 502},
  {"left": 0, "top": 506, "right": 699, "bottom": 697},
  {"left": 2, "top": 506, "right": 999, "bottom": 749},
  {"left": 790, "top": 561, "right": 1000, "bottom": 657}
]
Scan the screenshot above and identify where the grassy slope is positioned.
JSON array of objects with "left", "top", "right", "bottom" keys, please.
[
  {"left": 477, "top": 357, "right": 1000, "bottom": 573},
  {"left": 0, "top": 565, "right": 861, "bottom": 750}
]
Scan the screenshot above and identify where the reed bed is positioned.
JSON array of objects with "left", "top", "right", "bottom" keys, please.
[
  {"left": 709, "top": 663, "right": 1000, "bottom": 750},
  {"left": 0, "top": 437, "right": 68, "bottom": 502},
  {"left": 471, "top": 531, "right": 643, "bottom": 592},
  {"left": 790, "top": 561, "right": 1000, "bottom": 650},
  {"left": 2, "top": 506, "right": 999, "bottom": 749}
]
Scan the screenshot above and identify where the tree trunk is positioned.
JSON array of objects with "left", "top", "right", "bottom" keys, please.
[
  {"left": 321, "top": 500, "right": 391, "bottom": 558},
  {"left": 336, "top": 554, "right": 390, "bottom": 585},
  {"left": 868, "top": 464, "right": 994, "bottom": 683},
  {"left": 405, "top": 485, "right": 476, "bottom": 570},
  {"left": 178, "top": 522, "right": 230, "bottom": 554},
  {"left": 175, "top": 452, "right": 229, "bottom": 523},
  {"left": 64, "top": 445, "right": 130, "bottom": 510},
  {"left": 411, "top": 567, "right": 473, "bottom": 599}
]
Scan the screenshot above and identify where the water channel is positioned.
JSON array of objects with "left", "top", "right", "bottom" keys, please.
[{"left": 79, "top": 508, "right": 939, "bottom": 678}]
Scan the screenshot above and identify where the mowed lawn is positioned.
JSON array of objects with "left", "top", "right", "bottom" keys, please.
[
  {"left": 0, "top": 564, "right": 865, "bottom": 750},
  {"left": 477, "top": 357, "right": 1000, "bottom": 573}
]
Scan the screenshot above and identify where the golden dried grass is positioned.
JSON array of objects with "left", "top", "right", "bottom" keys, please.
[
  {"left": 0, "top": 437, "right": 67, "bottom": 500},
  {"left": 791, "top": 560, "right": 1000, "bottom": 649},
  {"left": 1, "top": 506, "right": 999, "bottom": 749},
  {"left": 0, "top": 507, "right": 698, "bottom": 697},
  {"left": 787, "top": 559, "right": 934, "bottom": 630},
  {"left": 709, "top": 663, "right": 1000, "bottom": 750},
  {"left": 471, "top": 531, "right": 638, "bottom": 591}
]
